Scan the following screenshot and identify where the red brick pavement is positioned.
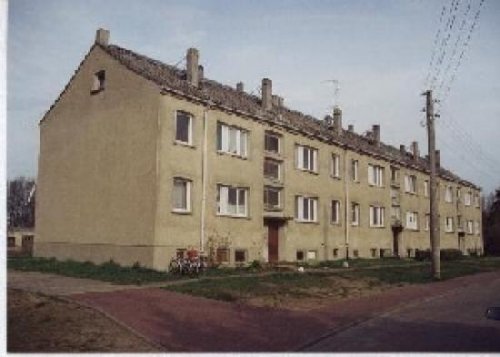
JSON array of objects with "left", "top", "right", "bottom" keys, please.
[{"left": 70, "top": 270, "right": 500, "bottom": 352}]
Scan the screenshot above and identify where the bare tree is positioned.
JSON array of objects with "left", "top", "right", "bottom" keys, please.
[
  {"left": 483, "top": 188, "right": 500, "bottom": 255},
  {"left": 7, "top": 177, "right": 35, "bottom": 229}
]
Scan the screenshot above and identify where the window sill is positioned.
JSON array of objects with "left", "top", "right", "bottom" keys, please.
[
  {"left": 295, "top": 219, "right": 319, "bottom": 224},
  {"left": 297, "top": 168, "right": 318, "bottom": 175},
  {"left": 264, "top": 176, "right": 282, "bottom": 184},
  {"left": 264, "top": 151, "right": 282, "bottom": 159},
  {"left": 172, "top": 209, "right": 192, "bottom": 215},
  {"left": 264, "top": 207, "right": 283, "bottom": 212},
  {"left": 351, "top": 223, "right": 360, "bottom": 227},
  {"left": 174, "top": 140, "right": 196, "bottom": 149},
  {"left": 217, "top": 213, "right": 250, "bottom": 220},
  {"left": 330, "top": 175, "right": 342, "bottom": 180},
  {"left": 217, "top": 150, "right": 248, "bottom": 160},
  {"left": 90, "top": 88, "right": 104, "bottom": 95},
  {"left": 368, "top": 183, "right": 385, "bottom": 188},
  {"left": 330, "top": 222, "right": 341, "bottom": 226}
]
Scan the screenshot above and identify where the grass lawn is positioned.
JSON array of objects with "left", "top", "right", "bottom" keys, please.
[
  {"left": 8, "top": 257, "right": 171, "bottom": 285},
  {"left": 164, "top": 257, "right": 500, "bottom": 309}
]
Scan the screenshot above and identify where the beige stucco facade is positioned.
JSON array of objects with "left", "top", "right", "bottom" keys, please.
[{"left": 36, "top": 32, "right": 483, "bottom": 270}]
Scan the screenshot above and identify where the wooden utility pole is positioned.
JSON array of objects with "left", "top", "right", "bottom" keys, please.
[{"left": 423, "top": 90, "right": 441, "bottom": 279}]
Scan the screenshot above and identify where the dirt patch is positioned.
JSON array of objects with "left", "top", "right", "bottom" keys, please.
[
  {"left": 244, "top": 276, "right": 396, "bottom": 311},
  {"left": 7, "top": 289, "right": 159, "bottom": 352}
]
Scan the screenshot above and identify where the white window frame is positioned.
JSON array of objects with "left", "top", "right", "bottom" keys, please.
[
  {"left": 263, "top": 158, "right": 281, "bottom": 181},
  {"left": 331, "top": 200, "right": 340, "bottom": 224},
  {"left": 217, "top": 185, "right": 248, "bottom": 217},
  {"left": 175, "top": 111, "right": 193, "bottom": 145},
  {"left": 406, "top": 211, "right": 418, "bottom": 230},
  {"left": 424, "top": 214, "right": 430, "bottom": 231},
  {"left": 296, "top": 145, "right": 318, "bottom": 173},
  {"left": 295, "top": 196, "right": 318, "bottom": 223},
  {"left": 474, "top": 221, "right": 480, "bottom": 235},
  {"left": 405, "top": 175, "right": 417, "bottom": 194},
  {"left": 445, "top": 216, "right": 454, "bottom": 232},
  {"left": 369, "top": 206, "right": 385, "bottom": 227},
  {"left": 331, "top": 153, "right": 341, "bottom": 178},
  {"left": 445, "top": 186, "right": 453, "bottom": 203},
  {"left": 172, "top": 177, "right": 191, "bottom": 213},
  {"left": 351, "top": 159, "right": 359, "bottom": 182},
  {"left": 467, "top": 220, "right": 474, "bottom": 234},
  {"left": 464, "top": 191, "right": 472, "bottom": 206},
  {"left": 351, "top": 202, "right": 360, "bottom": 226},
  {"left": 423, "top": 180, "right": 429, "bottom": 197},
  {"left": 264, "top": 131, "right": 281, "bottom": 154},
  {"left": 368, "top": 164, "right": 384, "bottom": 187},
  {"left": 264, "top": 186, "right": 282, "bottom": 210},
  {"left": 217, "top": 122, "right": 248, "bottom": 158}
]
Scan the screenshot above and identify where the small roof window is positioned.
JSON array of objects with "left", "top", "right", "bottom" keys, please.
[{"left": 91, "top": 70, "right": 106, "bottom": 94}]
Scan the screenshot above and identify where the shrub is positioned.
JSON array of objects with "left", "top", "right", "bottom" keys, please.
[
  {"left": 415, "top": 249, "right": 431, "bottom": 261},
  {"left": 249, "top": 260, "right": 262, "bottom": 270}
]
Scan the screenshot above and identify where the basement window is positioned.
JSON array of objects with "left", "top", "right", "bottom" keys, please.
[
  {"left": 235, "top": 250, "right": 247, "bottom": 263},
  {"left": 333, "top": 249, "right": 339, "bottom": 258},
  {"left": 91, "top": 70, "right": 106, "bottom": 94},
  {"left": 296, "top": 250, "right": 305, "bottom": 261},
  {"left": 216, "top": 248, "right": 229, "bottom": 263}
]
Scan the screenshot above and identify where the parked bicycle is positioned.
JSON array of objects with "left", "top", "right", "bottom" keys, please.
[{"left": 168, "top": 249, "right": 207, "bottom": 276}]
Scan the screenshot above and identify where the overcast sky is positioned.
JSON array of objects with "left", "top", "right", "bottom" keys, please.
[{"left": 7, "top": 0, "right": 500, "bottom": 194}]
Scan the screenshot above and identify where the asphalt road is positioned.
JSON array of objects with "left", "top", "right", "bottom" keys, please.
[{"left": 306, "top": 274, "right": 500, "bottom": 352}]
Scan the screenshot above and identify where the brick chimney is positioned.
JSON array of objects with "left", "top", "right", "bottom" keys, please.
[
  {"left": 411, "top": 141, "right": 419, "bottom": 161},
  {"left": 95, "top": 28, "right": 109, "bottom": 46},
  {"left": 262, "top": 78, "right": 272, "bottom": 110},
  {"left": 348, "top": 124, "right": 354, "bottom": 132},
  {"left": 236, "top": 82, "right": 244, "bottom": 92},
  {"left": 333, "top": 107, "right": 342, "bottom": 136},
  {"left": 372, "top": 124, "right": 380, "bottom": 146},
  {"left": 186, "top": 48, "right": 200, "bottom": 87},
  {"left": 400, "top": 144, "right": 406, "bottom": 155}
]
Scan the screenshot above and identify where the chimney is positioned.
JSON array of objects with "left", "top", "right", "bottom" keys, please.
[
  {"left": 400, "top": 145, "right": 406, "bottom": 155},
  {"left": 198, "top": 65, "right": 204, "bottom": 81},
  {"left": 261, "top": 78, "right": 272, "bottom": 110},
  {"left": 324, "top": 115, "right": 333, "bottom": 127},
  {"left": 411, "top": 141, "right": 419, "bottom": 161},
  {"left": 435, "top": 149, "right": 441, "bottom": 168},
  {"left": 348, "top": 124, "right": 354, "bottom": 132},
  {"left": 272, "top": 95, "right": 284, "bottom": 108},
  {"left": 333, "top": 107, "right": 342, "bottom": 135},
  {"left": 186, "top": 48, "right": 200, "bottom": 87},
  {"left": 236, "top": 82, "right": 244, "bottom": 92},
  {"left": 95, "top": 28, "right": 110, "bottom": 46},
  {"left": 372, "top": 124, "right": 380, "bottom": 146}
]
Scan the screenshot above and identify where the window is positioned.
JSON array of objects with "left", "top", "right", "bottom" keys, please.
[
  {"left": 474, "top": 193, "right": 480, "bottom": 207},
  {"left": 217, "top": 122, "right": 248, "bottom": 157},
  {"left": 296, "top": 145, "right": 318, "bottom": 172},
  {"left": 217, "top": 185, "right": 248, "bottom": 217},
  {"left": 8, "top": 236, "right": 15, "bottom": 248},
  {"left": 307, "top": 250, "right": 317, "bottom": 261},
  {"left": 390, "top": 166, "right": 400, "bottom": 185},
  {"left": 445, "top": 217, "right": 454, "bottom": 232},
  {"left": 264, "top": 131, "right": 280, "bottom": 153},
  {"left": 371, "top": 248, "right": 378, "bottom": 258},
  {"left": 331, "top": 200, "right": 340, "bottom": 224},
  {"left": 351, "top": 202, "right": 360, "bottom": 226},
  {"left": 235, "top": 250, "right": 246, "bottom": 263},
  {"left": 296, "top": 251, "right": 305, "bottom": 261},
  {"left": 474, "top": 221, "right": 480, "bottom": 235},
  {"left": 407, "top": 249, "right": 414, "bottom": 258},
  {"left": 351, "top": 159, "right": 359, "bottom": 182},
  {"left": 464, "top": 191, "right": 472, "bottom": 206},
  {"left": 333, "top": 249, "right": 339, "bottom": 258},
  {"left": 425, "top": 214, "right": 430, "bottom": 231},
  {"left": 331, "top": 154, "right": 341, "bottom": 178},
  {"left": 368, "top": 164, "right": 384, "bottom": 187},
  {"left": 467, "top": 220, "right": 473, "bottom": 234},
  {"left": 295, "top": 196, "right": 318, "bottom": 222},
  {"left": 445, "top": 186, "right": 453, "bottom": 203},
  {"left": 406, "top": 211, "right": 418, "bottom": 230},
  {"left": 369, "top": 206, "right": 385, "bottom": 227},
  {"left": 457, "top": 187, "right": 462, "bottom": 202},
  {"left": 175, "top": 111, "right": 192, "bottom": 145},
  {"left": 264, "top": 186, "right": 281, "bottom": 210},
  {"left": 405, "top": 175, "right": 417, "bottom": 194},
  {"left": 172, "top": 178, "right": 191, "bottom": 212},
  {"left": 91, "top": 70, "right": 105, "bottom": 93},
  {"left": 216, "top": 248, "right": 229, "bottom": 263},
  {"left": 352, "top": 249, "right": 359, "bottom": 258},
  {"left": 423, "top": 180, "right": 429, "bottom": 197},
  {"left": 264, "top": 158, "right": 281, "bottom": 180}
]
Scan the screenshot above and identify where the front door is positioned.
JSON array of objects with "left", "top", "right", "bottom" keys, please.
[{"left": 267, "top": 222, "right": 279, "bottom": 263}]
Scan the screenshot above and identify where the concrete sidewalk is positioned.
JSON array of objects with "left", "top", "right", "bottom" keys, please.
[{"left": 69, "top": 270, "right": 500, "bottom": 352}]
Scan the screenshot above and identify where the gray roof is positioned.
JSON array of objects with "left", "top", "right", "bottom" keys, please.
[{"left": 49, "top": 42, "right": 481, "bottom": 190}]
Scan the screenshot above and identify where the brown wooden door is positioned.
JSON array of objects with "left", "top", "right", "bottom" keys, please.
[
  {"left": 268, "top": 222, "right": 279, "bottom": 263},
  {"left": 22, "top": 235, "right": 34, "bottom": 256}
]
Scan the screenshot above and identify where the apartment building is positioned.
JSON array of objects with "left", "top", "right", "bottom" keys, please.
[{"left": 35, "top": 29, "right": 483, "bottom": 269}]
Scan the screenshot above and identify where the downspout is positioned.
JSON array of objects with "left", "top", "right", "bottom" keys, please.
[
  {"left": 343, "top": 148, "right": 350, "bottom": 262},
  {"left": 200, "top": 106, "right": 210, "bottom": 252}
]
